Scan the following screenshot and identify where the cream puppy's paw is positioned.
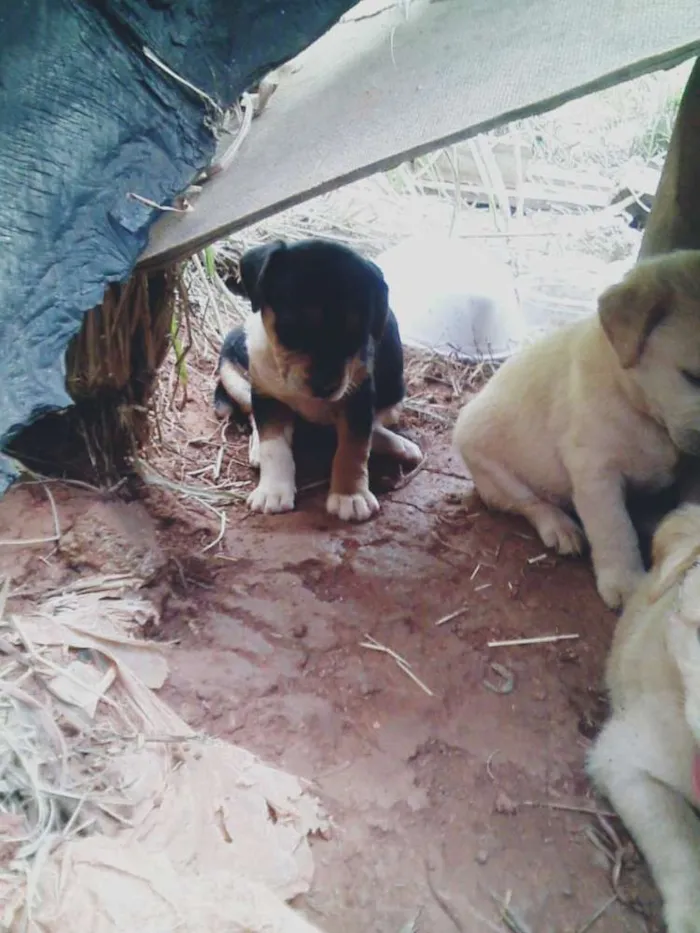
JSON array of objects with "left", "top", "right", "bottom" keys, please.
[
  {"left": 528, "top": 504, "right": 586, "bottom": 556},
  {"left": 247, "top": 479, "right": 295, "bottom": 514},
  {"left": 595, "top": 564, "right": 644, "bottom": 610},
  {"left": 327, "top": 489, "right": 379, "bottom": 522},
  {"left": 664, "top": 891, "right": 700, "bottom": 933}
]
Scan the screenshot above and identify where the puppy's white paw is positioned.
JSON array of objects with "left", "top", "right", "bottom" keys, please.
[
  {"left": 395, "top": 436, "right": 423, "bottom": 465},
  {"left": 327, "top": 489, "right": 379, "bottom": 522},
  {"left": 665, "top": 892, "right": 700, "bottom": 933},
  {"left": 595, "top": 565, "right": 644, "bottom": 610},
  {"left": 247, "top": 479, "right": 295, "bottom": 514},
  {"left": 248, "top": 428, "right": 260, "bottom": 469},
  {"left": 536, "top": 510, "right": 585, "bottom": 556}
]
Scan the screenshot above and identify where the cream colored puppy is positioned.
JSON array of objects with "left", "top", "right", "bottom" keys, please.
[
  {"left": 588, "top": 504, "right": 700, "bottom": 933},
  {"left": 453, "top": 251, "right": 700, "bottom": 609}
]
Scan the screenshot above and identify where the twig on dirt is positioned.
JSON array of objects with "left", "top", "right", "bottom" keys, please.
[
  {"left": 431, "top": 531, "right": 472, "bottom": 555},
  {"left": 135, "top": 458, "right": 247, "bottom": 507},
  {"left": 486, "top": 750, "right": 499, "bottom": 782},
  {"left": 43, "top": 483, "right": 61, "bottom": 543},
  {"left": 490, "top": 890, "right": 533, "bottom": 933},
  {"left": 487, "top": 633, "right": 580, "bottom": 648},
  {"left": 20, "top": 472, "right": 127, "bottom": 495},
  {"left": 576, "top": 895, "right": 618, "bottom": 933},
  {"left": 424, "top": 860, "right": 501, "bottom": 933},
  {"left": 527, "top": 553, "right": 550, "bottom": 565},
  {"left": 474, "top": 583, "right": 492, "bottom": 592},
  {"left": 359, "top": 634, "right": 434, "bottom": 697},
  {"left": 592, "top": 811, "right": 629, "bottom": 896},
  {"left": 402, "top": 401, "right": 450, "bottom": 424},
  {"left": 520, "top": 801, "right": 617, "bottom": 819},
  {"left": 399, "top": 908, "right": 423, "bottom": 933},
  {"left": 387, "top": 458, "right": 427, "bottom": 493},
  {"left": 201, "top": 510, "right": 227, "bottom": 553},
  {"left": 212, "top": 445, "right": 225, "bottom": 481},
  {"left": 434, "top": 605, "right": 468, "bottom": 627},
  {"left": 585, "top": 821, "right": 630, "bottom": 903},
  {"left": 0, "top": 483, "right": 61, "bottom": 548},
  {"left": 297, "top": 479, "right": 329, "bottom": 494},
  {"left": 424, "top": 863, "right": 465, "bottom": 933}
]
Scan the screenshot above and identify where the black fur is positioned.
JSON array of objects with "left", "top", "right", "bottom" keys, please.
[
  {"left": 344, "top": 377, "right": 375, "bottom": 441},
  {"left": 214, "top": 238, "right": 406, "bottom": 421},
  {"left": 213, "top": 325, "right": 249, "bottom": 421}
]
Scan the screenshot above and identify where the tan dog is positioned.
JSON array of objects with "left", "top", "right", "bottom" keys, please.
[
  {"left": 588, "top": 504, "right": 700, "bottom": 933},
  {"left": 453, "top": 251, "right": 700, "bottom": 609}
]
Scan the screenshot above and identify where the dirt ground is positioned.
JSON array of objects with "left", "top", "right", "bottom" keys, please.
[{"left": 0, "top": 355, "right": 665, "bottom": 933}]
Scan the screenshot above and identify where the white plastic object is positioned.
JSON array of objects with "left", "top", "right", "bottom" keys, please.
[{"left": 377, "top": 236, "right": 525, "bottom": 361}]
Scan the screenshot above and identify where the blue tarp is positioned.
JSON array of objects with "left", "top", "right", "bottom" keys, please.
[{"left": 0, "top": 0, "right": 354, "bottom": 494}]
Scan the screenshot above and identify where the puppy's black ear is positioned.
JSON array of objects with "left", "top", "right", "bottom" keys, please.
[
  {"left": 237, "top": 240, "right": 287, "bottom": 311},
  {"left": 367, "top": 261, "right": 390, "bottom": 341},
  {"left": 598, "top": 264, "right": 669, "bottom": 369}
]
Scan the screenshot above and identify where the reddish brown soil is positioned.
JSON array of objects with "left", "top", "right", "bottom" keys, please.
[{"left": 0, "top": 357, "right": 663, "bottom": 933}]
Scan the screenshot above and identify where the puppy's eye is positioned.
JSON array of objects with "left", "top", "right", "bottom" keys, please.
[{"left": 681, "top": 369, "right": 700, "bottom": 389}]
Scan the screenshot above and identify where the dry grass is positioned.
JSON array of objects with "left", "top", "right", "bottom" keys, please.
[{"left": 0, "top": 582, "right": 147, "bottom": 882}]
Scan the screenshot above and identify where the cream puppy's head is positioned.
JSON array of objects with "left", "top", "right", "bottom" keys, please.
[
  {"left": 649, "top": 505, "right": 700, "bottom": 761},
  {"left": 599, "top": 250, "right": 700, "bottom": 455}
]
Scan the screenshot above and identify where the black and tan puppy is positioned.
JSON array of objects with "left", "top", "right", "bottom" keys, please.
[{"left": 214, "top": 238, "right": 422, "bottom": 521}]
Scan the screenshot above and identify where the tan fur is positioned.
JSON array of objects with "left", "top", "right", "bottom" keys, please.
[
  {"left": 244, "top": 312, "right": 422, "bottom": 520},
  {"left": 327, "top": 414, "right": 378, "bottom": 522},
  {"left": 453, "top": 251, "right": 700, "bottom": 609},
  {"left": 588, "top": 504, "right": 700, "bottom": 932}
]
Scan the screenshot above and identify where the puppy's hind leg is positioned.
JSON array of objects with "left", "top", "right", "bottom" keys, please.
[
  {"left": 589, "top": 720, "right": 700, "bottom": 933},
  {"left": 466, "top": 454, "right": 585, "bottom": 555},
  {"left": 371, "top": 421, "right": 423, "bottom": 466}
]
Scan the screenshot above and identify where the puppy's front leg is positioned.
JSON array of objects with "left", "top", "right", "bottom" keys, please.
[
  {"left": 327, "top": 380, "right": 379, "bottom": 522},
  {"left": 247, "top": 393, "right": 296, "bottom": 514},
  {"left": 570, "top": 469, "right": 644, "bottom": 609}
]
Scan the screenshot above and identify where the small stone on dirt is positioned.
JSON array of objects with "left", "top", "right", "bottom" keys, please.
[{"left": 475, "top": 849, "right": 489, "bottom": 865}]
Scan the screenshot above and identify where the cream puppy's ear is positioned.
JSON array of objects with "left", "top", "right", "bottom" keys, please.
[
  {"left": 598, "top": 264, "right": 669, "bottom": 369},
  {"left": 648, "top": 504, "right": 700, "bottom": 601}
]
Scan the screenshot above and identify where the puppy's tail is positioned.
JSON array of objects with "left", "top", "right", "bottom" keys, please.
[{"left": 214, "top": 326, "right": 252, "bottom": 419}]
